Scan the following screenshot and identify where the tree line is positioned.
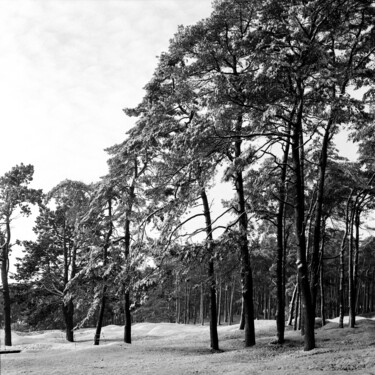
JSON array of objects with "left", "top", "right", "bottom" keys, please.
[{"left": 1, "top": 0, "right": 375, "bottom": 353}]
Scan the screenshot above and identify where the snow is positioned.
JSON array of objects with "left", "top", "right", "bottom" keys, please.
[{"left": 1, "top": 317, "right": 375, "bottom": 374}]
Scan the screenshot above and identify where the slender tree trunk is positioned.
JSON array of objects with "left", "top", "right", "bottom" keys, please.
[
  {"left": 123, "top": 164, "right": 137, "bottom": 344},
  {"left": 364, "top": 270, "right": 370, "bottom": 313},
  {"left": 288, "top": 283, "right": 298, "bottom": 326},
  {"left": 234, "top": 131, "right": 255, "bottom": 347},
  {"left": 185, "top": 282, "right": 190, "bottom": 324},
  {"left": 349, "top": 204, "right": 360, "bottom": 328},
  {"left": 193, "top": 300, "right": 197, "bottom": 325},
  {"left": 224, "top": 284, "right": 228, "bottom": 323},
  {"left": 275, "top": 124, "right": 291, "bottom": 343},
  {"left": 339, "top": 192, "right": 352, "bottom": 328},
  {"left": 255, "top": 292, "right": 260, "bottom": 320},
  {"left": 318, "top": 220, "right": 327, "bottom": 327},
  {"left": 124, "top": 217, "right": 132, "bottom": 343},
  {"left": 124, "top": 290, "right": 131, "bottom": 343},
  {"left": 94, "top": 198, "right": 113, "bottom": 345},
  {"left": 348, "top": 206, "right": 356, "bottom": 328},
  {"left": 353, "top": 209, "right": 360, "bottom": 323},
  {"left": 268, "top": 293, "right": 272, "bottom": 320},
  {"left": 62, "top": 299, "right": 74, "bottom": 342},
  {"left": 217, "top": 280, "right": 222, "bottom": 326},
  {"left": 184, "top": 282, "right": 187, "bottom": 324},
  {"left": 94, "top": 291, "right": 107, "bottom": 345},
  {"left": 229, "top": 279, "right": 235, "bottom": 325},
  {"left": 355, "top": 282, "right": 361, "bottom": 314},
  {"left": 1, "top": 241, "right": 12, "bottom": 346},
  {"left": 291, "top": 94, "right": 315, "bottom": 350},
  {"left": 201, "top": 188, "right": 219, "bottom": 350},
  {"left": 276, "top": 189, "right": 286, "bottom": 330},
  {"left": 310, "top": 121, "right": 332, "bottom": 312},
  {"left": 208, "top": 259, "right": 218, "bottom": 349},
  {"left": 320, "top": 256, "right": 326, "bottom": 327},
  {"left": 237, "top": 187, "right": 255, "bottom": 346},
  {"left": 62, "top": 224, "right": 75, "bottom": 343},
  {"left": 176, "top": 273, "right": 181, "bottom": 324},
  {"left": 200, "top": 282, "right": 205, "bottom": 326},
  {"left": 294, "top": 284, "right": 300, "bottom": 331}
]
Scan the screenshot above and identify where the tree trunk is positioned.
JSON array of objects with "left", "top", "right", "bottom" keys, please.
[
  {"left": 268, "top": 293, "right": 272, "bottom": 320},
  {"left": 310, "top": 121, "right": 332, "bottom": 312},
  {"left": 124, "top": 290, "right": 132, "bottom": 343},
  {"left": 229, "top": 279, "right": 235, "bottom": 325},
  {"left": 201, "top": 188, "right": 219, "bottom": 350},
  {"left": 124, "top": 202, "right": 132, "bottom": 344},
  {"left": 319, "top": 221, "right": 327, "bottom": 327},
  {"left": 193, "top": 299, "right": 197, "bottom": 325},
  {"left": 62, "top": 299, "right": 74, "bottom": 342},
  {"left": 276, "top": 124, "right": 290, "bottom": 343},
  {"left": 320, "top": 256, "right": 326, "bottom": 327},
  {"left": 176, "top": 273, "right": 181, "bottom": 324},
  {"left": 291, "top": 95, "right": 315, "bottom": 350},
  {"left": 294, "top": 284, "right": 300, "bottom": 331},
  {"left": 123, "top": 160, "right": 138, "bottom": 344},
  {"left": 224, "top": 284, "right": 228, "bottom": 323},
  {"left": 61, "top": 223, "right": 75, "bottom": 343},
  {"left": 200, "top": 282, "right": 205, "bottom": 325},
  {"left": 185, "top": 281, "right": 190, "bottom": 324},
  {"left": 349, "top": 205, "right": 357, "bottom": 328},
  {"left": 94, "top": 198, "right": 113, "bottom": 345},
  {"left": 287, "top": 283, "right": 298, "bottom": 326},
  {"left": 208, "top": 259, "right": 219, "bottom": 348},
  {"left": 94, "top": 292, "right": 107, "bottom": 345},
  {"left": 339, "top": 192, "right": 352, "bottom": 328},
  {"left": 1, "top": 244, "right": 12, "bottom": 346},
  {"left": 234, "top": 133, "right": 255, "bottom": 347},
  {"left": 355, "top": 282, "right": 361, "bottom": 314},
  {"left": 352, "top": 209, "right": 360, "bottom": 325},
  {"left": 217, "top": 280, "right": 222, "bottom": 326}
]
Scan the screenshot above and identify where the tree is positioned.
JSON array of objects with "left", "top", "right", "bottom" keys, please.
[
  {"left": 122, "top": 117, "right": 223, "bottom": 349},
  {"left": 122, "top": 32, "right": 228, "bottom": 348},
  {"left": 255, "top": 0, "right": 375, "bottom": 350},
  {"left": 0, "top": 164, "right": 41, "bottom": 346},
  {"left": 17, "top": 180, "right": 91, "bottom": 342},
  {"left": 158, "top": 0, "right": 268, "bottom": 347},
  {"left": 244, "top": 153, "right": 296, "bottom": 342},
  {"left": 81, "top": 182, "right": 116, "bottom": 345},
  {"left": 106, "top": 136, "right": 151, "bottom": 344}
]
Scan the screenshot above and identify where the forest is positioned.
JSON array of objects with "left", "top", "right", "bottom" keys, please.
[{"left": 1, "top": 0, "right": 375, "bottom": 356}]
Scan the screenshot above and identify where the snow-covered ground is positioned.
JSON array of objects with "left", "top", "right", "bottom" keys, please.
[{"left": 1, "top": 316, "right": 374, "bottom": 374}]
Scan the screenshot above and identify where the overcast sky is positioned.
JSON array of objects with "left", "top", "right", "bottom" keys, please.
[
  {"left": 0, "top": 1, "right": 215, "bottom": 267},
  {"left": 0, "top": 0, "right": 213, "bottom": 191}
]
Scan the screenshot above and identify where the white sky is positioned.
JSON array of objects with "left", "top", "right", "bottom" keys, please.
[
  {"left": 0, "top": 0, "right": 215, "bottom": 271},
  {"left": 0, "top": 0, "right": 213, "bottom": 192}
]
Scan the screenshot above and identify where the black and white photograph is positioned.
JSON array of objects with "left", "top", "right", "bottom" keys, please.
[{"left": 1, "top": 0, "right": 375, "bottom": 373}]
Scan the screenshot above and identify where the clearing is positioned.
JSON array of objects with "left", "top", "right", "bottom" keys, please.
[{"left": 1, "top": 316, "right": 375, "bottom": 374}]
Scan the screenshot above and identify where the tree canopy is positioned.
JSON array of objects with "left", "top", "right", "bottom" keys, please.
[{"left": 4, "top": 0, "right": 375, "bottom": 357}]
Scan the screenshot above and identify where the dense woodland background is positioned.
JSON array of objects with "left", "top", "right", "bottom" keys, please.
[{"left": 1, "top": 0, "right": 375, "bottom": 353}]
